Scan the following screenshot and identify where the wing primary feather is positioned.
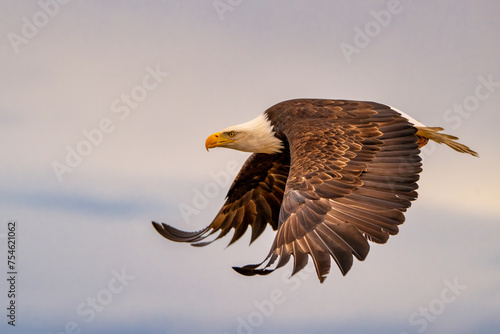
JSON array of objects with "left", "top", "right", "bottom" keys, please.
[
  {"left": 152, "top": 153, "right": 289, "bottom": 248},
  {"left": 155, "top": 99, "right": 469, "bottom": 282}
]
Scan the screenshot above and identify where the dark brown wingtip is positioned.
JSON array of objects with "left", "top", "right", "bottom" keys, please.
[
  {"left": 232, "top": 266, "right": 257, "bottom": 276},
  {"left": 232, "top": 265, "right": 275, "bottom": 277},
  {"left": 151, "top": 221, "right": 210, "bottom": 243},
  {"left": 152, "top": 221, "right": 163, "bottom": 233}
]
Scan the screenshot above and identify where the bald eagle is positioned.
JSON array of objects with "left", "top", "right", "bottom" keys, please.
[{"left": 152, "top": 99, "right": 477, "bottom": 282}]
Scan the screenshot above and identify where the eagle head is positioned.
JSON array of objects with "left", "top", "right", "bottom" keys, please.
[{"left": 205, "top": 114, "right": 284, "bottom": 154}]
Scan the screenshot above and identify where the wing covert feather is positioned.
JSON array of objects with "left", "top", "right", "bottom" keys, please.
[
  {"left": 234, "top": 100, "right": 422, "bottom": 282},
  {"left": 153, "top": 152, "right": 290, "bottom": 246}
]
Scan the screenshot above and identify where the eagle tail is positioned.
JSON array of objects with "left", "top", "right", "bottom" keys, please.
[{"left": 416, "top": 126, "right": 479, "bottom": 157}]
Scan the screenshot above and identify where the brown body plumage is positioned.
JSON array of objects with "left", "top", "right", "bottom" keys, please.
[{"left": 153, "top": 99, "right": 477, "bottom": 282}]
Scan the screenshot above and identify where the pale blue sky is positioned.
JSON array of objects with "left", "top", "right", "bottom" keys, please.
[{"left": 1, "top": 1, "right": 499, "bottom": 333}]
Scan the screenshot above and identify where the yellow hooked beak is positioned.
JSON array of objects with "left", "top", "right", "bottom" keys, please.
[{"left": 205, "top": 132, "right": 234, "bottom": 151}]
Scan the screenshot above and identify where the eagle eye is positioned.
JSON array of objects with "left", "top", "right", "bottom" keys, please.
[{"left": 227, "top": 131, "right": 236, "bottom": 138}]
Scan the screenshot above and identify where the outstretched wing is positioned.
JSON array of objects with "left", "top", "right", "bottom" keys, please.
[
  {"left": 152, "top": 152, "right": 290, "bottom": 246},
  {"left": 234, "top": 101, "right": 422, "bottom": 282}
]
